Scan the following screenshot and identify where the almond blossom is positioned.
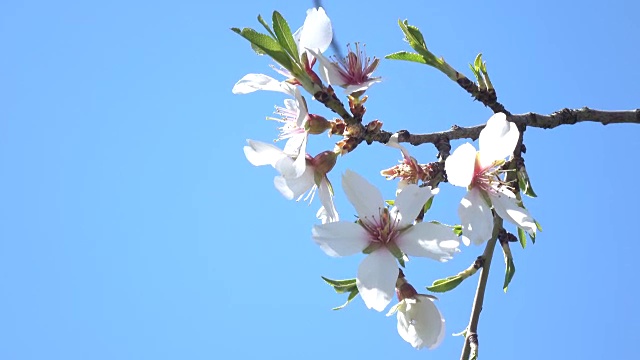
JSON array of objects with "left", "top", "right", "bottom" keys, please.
[
  {"left": 244, "top": 139, "right": 338, "bottom": 223},
  {"left": 382, "top": 133, "right": 437, "bottom": 191},
  {"left": 232, "top": 7, "right": 332, "bottom": 95},
  {"left": 312, "top": 170, "right": 459, "bottom": 311},
  {"left": 444, "top": 113, "right": 536, "bottom": 246},
  {"left": 307, "top": 43, "right": 381, "bottom": 95}
]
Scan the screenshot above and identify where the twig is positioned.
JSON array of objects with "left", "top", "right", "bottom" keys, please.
[{"left": 459, "top": 217, "right": 503, "bottom": 360}]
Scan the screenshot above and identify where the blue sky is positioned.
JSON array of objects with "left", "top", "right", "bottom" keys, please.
[{"left": 1, "top": 1, "right": 639, "bottom": 359}]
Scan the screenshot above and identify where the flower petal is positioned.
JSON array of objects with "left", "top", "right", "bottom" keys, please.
[
  {"left": 445, "top": 142, "right": 477, "bottom": 188},
  {"left": 386, "top": 133, "right": 411, "bottom": 160},
  {"left": 394, "top": 184, "right": 437, "bottom": 228},
  {"left": 478, "top": 113, "right": 519, "bottom": 168},
  {"left": 283, "top": 135, "right": 307, "bottom": 178},
  {"left": 357, "top": 249, "right": 398, "bottom": 311},
  {"left": 306, "top": 48, "right": 345, "bottom": 86},
  {"left": 397, "top": 295, "right": 445, "bottom": 350},
  {"left": 342, "top": 169, "right": 385, "bottom": 219},
  {"left": 231, "top": 73, "right": 294, "bottom": 95},
  {"left": 273, "top": 167, "right": 314, "bottom": 200},
  {"left": 343, "top": 78, "right": 382, "bottom": 95},
  {"left": 312, "top": 221, "right": 369, "bottom": 257},
  {"left": 458, "top": 188, "right": 493, "bottom": 246},
  {"left": 297, "top": 7, "right": 333, "bottom": 60},
  {"left": 491, "top": 186, "right": 536, "bottom": 235},
  {"left": 396, "top": 222, "right": 460, "bottom": 261},
  {"left": 317, "top": 177, "right": 339, "bottom": 223},
  {"left": 243, "top": 139, "right": 287, "bottom": 167}
]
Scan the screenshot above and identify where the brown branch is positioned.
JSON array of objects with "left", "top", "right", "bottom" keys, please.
[
  {"left": 455, "top": 73, "right": 509, "bottom": 115},
  {"left": 365, "top": 108, "right": 640, "bottom": 147}
]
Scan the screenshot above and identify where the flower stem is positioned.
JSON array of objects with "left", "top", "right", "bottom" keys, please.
[{"left": 459, "top": 216, "right": 503, "bottom": 360}]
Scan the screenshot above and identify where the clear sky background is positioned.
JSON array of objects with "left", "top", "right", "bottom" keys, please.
[{"left": 1, "top": 1, "right": 639, "bottom": 359}]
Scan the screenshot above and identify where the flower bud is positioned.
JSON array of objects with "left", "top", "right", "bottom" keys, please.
[
  {"left": 311, "top": 151, "right": 338, "bottom": 176},
  {"left": 305, "top": 114, "right": 331, "bottom": 135}
]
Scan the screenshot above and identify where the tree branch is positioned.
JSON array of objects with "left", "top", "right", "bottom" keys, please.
[{"left": 366, "top": 108, "right": 640, "bottom": 147}]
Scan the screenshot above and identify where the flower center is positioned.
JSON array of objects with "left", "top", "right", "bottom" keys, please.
[
  {"left": 472, "top": 155, "right": 507, "bottom": 194},
  {"left": 359, "top": 208, "right": 401, "bottom": 245},
  {"left": 333, "top": 43, "right": 379, "bottom": 85}
]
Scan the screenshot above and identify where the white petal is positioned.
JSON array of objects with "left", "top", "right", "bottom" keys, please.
[
  {"left": 445, "top": 142, "right": 477, "bottom": 187},
  {"left": 243, "top": 139, "right": 287, "bottom": 167},
  {"left": 307, "top": 48, "right": 345, "bottom": 86},
  {"left": 273, "top": 167, "right": 314, "bottom": 200},
  {"left": 491, "top": 186, "right": 536, "bottom": 235},
  {"left": 343, "top": 78, "right": 382, "bottom": 95},
  {"left": 386, "top": 133, "right": 411, "bottom": 161},
  {"left": 394, "top": 184, "right": 437, "bottom": 228},
  {"left": 297, "top": 7, "right": 333, "bottom": 60},
  {"left": 312, "top": 222, "right": 369, "bottom": 257},
  {"left": 478, "top": 113, "right": 519, "bottom": 168},
  {"left": 342, "top": 169, "right": 385, "bottom": 219},
  {"left": 458, "top": 188, "right": 493, "bottom": 246},
  {"left": 396, "top": 222, "right": 460, "bottom": 261},
  {"left": 283, "top": 135, "right": 307, "bottom": 178},
  {"left": 357, "top": 249, "right": 398, "bottom": 311},
  {"left": 317, "top": 178, "right": 339, "bottom": 223},
  {"left": 397, "top": 295, "right": 445, "bottom": 350},
  {"left": 232, "top": 73, "right": 291, "bottom": 95}
]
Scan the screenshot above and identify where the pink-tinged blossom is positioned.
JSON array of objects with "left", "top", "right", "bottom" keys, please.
[
  {"left": 312, "top": 170, "right": 459, "bottom": 311},
  {"left": 445, "top": 113, "right": 536, "bottom": 246},
  {"left": 244, "top": 140, "right": 338, "bottom": 223},
  {"left": 232, "top": 7, "right": 332, "bottom": 95},
  {"left": 382, "top": 133, "right": 436, "bottom": 191},
  {"left": 267, "top": 87, "right": 309, "bottom": 175},
  {"left": 308, "top": 43, "right": 381, "bottom": 94}
]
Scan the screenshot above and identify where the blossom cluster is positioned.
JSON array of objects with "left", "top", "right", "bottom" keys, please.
[{"left": 233, "top": 7, "right": 537, "bottom": 350}]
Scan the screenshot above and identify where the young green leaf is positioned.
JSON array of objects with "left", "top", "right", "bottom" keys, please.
[
  {"left": 503, "top": 252, "right": 516, "bottom": 292},
  {"left": 272, "top": 11, "right": 299, "bottom": 60},
  {"left": 385, "top": 51, "right": 427, "bottom": 64},
  {"left": 427, "top": 275, "right": 464, "bottom": 293},
  {"left": 321, "top": 276, "right": 357, "bottom": 287},
  {"left": 231, "top": 27, "right": 293, "bottom": 70},
  {"left": 517, "top": 227, "right": 527, "bottom": 249},
  {"left": 332, "top": 289, "right": 359, "bottom": 310},
  {"left": 256, "top": 14, "right": 277, "bottom": 38}
]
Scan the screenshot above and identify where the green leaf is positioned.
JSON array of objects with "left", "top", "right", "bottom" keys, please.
[
  {"left": 321, "top": 276, "right": 357, "bottom": 294},
  {"left": 517, "top": 227, "right": 527, "bottom": 249},
  {"left": 423, "top": 196, "right": 434, "bottom": 213},
  {"left": 332, "top": 289, "right": 359, "bottom": 310},
  {"left": 535, "top": 220, "right": 543, "bottom": 231},
  {"left": 405, "top": 23, "right": 426, "bottom": 48},
  {"left": 321, "top": 276, "right": 356, "bottom": 287},
  {"left": 427, "top": 275, "right": 464, "bottom": 293},
  {"left": 232, "top": 27, "right": 292, "bottom": 70},
  {"left": 272, "top": 11, "right": 299, "bottom": 59},
  {"left": 517, "top": 168, "right": 538, "bottom": 198},
  {"left": 256, "top": 14, "right": 277, "bottom": 38},
  {"left": 503, "top": 252, "right": 516, "bottom": 292},
  {"left": 474, "top": 53, "right": 483, "bottom": 69},
  {"left": 385, "top": 51, "right": 427, "bottom": 64}
]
